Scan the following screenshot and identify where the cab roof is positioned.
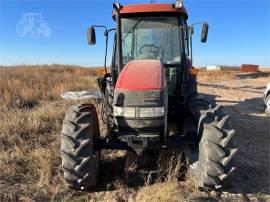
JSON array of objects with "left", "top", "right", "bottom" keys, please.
[{"left": 114, "top": 3, "right": 188, "bottom": 20}]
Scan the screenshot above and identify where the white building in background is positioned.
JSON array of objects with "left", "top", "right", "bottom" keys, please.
[
  {"left": 206, "top": 65, "right": 240, "bottom": 71},
  {"left": 206, "top": 65, "right": 221, "bottom": 70}
]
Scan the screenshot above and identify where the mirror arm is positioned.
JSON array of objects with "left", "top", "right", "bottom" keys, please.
[
  {"left": 104, "top": 32, "right": 108, "bottom": 74},
  {"left": 191, "top": 22, "right": 206, "bottom": 27},
  {"left": 104, "top": 28, "right": 116, "bottom": 74},
  {"left": 107, "top": 28, "right": 116, "bottom": 32},
  {"left": 188, "top": 21, "right": 208, "bottom": 64},
  {"left": 91, "top": 25, "right": 108, "bottom": 30},
  {"left": 190, "top": 30, "right": 193, "bottom": 65},
  {"left": 91, "top": 25, "right": 109, "bottom": 73},
  {"left": 191, "top": 22, "right": 209, "bottom": 43}
]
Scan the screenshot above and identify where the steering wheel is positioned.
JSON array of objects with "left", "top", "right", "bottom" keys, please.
[{"left": 139, "top": 44, "right": 160, "bottom": 54}]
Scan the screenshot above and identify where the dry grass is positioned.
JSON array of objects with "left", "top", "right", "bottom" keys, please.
[
  {"left": 0, "top": 65, "right": 101, "bottom": 200},
  {"left": 197, "top": 70, "right": 236, "bottom": 82},
  {"left": 0, "top": 66, "right": 242, "bottom": 201},
  {"left": 0, "top": 102, "right": 68, "bottom": 201},
  {"left": 0, "top": 65, "right": 98, "bottom": 108}
]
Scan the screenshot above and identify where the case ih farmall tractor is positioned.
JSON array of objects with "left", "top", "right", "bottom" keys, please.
[{"left": 60, "top": 1, "right": 237, "bottom": 191}]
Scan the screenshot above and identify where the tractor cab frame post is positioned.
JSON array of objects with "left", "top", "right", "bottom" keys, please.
[{"left": 113, "top": 3, "right": 123, "bottom": 75}]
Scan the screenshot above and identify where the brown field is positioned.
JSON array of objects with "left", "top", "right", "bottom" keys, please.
[{"left": 0, "top": 65, "right": 269, "bottom": 201}]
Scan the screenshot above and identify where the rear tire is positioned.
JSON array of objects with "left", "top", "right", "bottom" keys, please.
[{"left": 61, "top": 104, "right": 100, "bottom": 190}]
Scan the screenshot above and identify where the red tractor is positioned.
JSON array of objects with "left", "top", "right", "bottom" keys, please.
[{"left": 60, "top": 0, "right": 237, "bottom": 191}]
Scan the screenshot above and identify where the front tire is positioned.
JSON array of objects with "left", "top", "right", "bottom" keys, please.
[
  {"left": 195, "top": 105, "right": 237, "bottom": 190},
  {"left": 61, "top": 104, "right": 100, "bottom": 190},
  {"left": 188, "top": 96, "right": 237, "bottom": 190}
]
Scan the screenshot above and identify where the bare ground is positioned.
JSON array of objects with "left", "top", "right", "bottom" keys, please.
[{"left": 197, "top": 72, "right": 270, "bottom": 201}]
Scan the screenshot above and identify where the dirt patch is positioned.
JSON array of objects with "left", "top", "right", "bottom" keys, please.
[{"left": 198, "top": 73, "right": 270, "bottom": 199}]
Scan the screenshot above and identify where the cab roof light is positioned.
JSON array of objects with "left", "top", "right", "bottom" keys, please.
[{"left": 175, "top": 0, "right": 184, "bottom": 8}]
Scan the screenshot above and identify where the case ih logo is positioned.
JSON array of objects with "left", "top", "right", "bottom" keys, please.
[{"left": 16, "top": 13, "right": 51, "bottom": 39}]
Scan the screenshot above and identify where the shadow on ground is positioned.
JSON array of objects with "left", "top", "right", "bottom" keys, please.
[
  {"left": 235, "top": 72, "right": 270, "bottom": 79},
  {"left": 96, "top": 152, "right": 126, "bottom": 191},
  {"left": 198, "top": 83, "right": 264, "bottom": 94}
]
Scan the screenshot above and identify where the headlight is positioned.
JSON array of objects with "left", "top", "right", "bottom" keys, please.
[
  {"left": 113, "top": 106, "right": 136, "bottom": 118},
  {"left": 138, "top": 107, "right": 164, "bottom": 118},
  {"left": 113, "top": 106, "right": 164, "bottom": 118}
]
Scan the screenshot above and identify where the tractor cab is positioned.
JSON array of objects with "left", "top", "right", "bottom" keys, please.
[
  {"left": 116, "top": 3, "right": 189, "bottom": 67},
  {"left": 88, "top": 1, "right": 208, "bottom": 98}
]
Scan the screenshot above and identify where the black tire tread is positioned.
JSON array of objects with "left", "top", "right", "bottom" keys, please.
[
  {"left": 195, "top": 105, "right": 237, "bottom": 190},
  {"left": 61, "top": 103, "right": 99, "bottom": 190},
  {"left": 187, "top": 95, "right": 237, "bottom": 190}
]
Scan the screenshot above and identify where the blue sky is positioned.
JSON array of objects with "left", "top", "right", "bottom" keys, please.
[{"left": 0, "top": 0, "right": 269, "bottom": 67}]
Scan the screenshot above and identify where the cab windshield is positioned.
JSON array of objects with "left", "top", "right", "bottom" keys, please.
[{"left": 121, "top": 17, "right": 182, "bottom": 65}]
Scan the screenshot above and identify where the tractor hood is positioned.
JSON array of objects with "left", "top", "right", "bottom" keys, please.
[
  {"left": 114, "top": 60, "right": 167, "bottom": 107},
  {"left": 115, "top": 60, "right": 166, "bottom": 91}
]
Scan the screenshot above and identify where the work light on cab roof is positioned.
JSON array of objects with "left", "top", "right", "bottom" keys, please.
[{"left": 175, "top": 0, "right": 184, "bottom": 8}]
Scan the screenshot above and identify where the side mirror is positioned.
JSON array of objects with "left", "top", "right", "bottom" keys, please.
[
  {"left": 87, "top": 26, "right": 96, "bottom": 45},
  {"left": 201, "top": 23, "right": 209, "bottom": 43}
]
